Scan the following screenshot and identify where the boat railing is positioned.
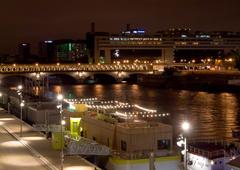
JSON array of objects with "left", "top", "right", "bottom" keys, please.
[
  {"left": 188, "top": 145, "right": 225, "bottom": 159},
  {"left": 113, "top": 149, "right": 174, "bottom": 160}
]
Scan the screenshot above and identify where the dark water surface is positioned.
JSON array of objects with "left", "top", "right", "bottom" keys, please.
[{"left": 50, "top": 84, "right": 240, "bottom": 141}]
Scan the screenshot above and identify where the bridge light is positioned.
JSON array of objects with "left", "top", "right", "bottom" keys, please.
[
  {"left": 78, "top": 72, "right": 83, "bottom": 77},
  {"left": 13, "top": 64, "right": 16, "bottom": 67},
  {"left": 57, "top": 63, "right": 60, "bottom": 66},
  {"left": 35, "top": 63, "right": 39, "bottom": 66},
  {"left": 36, "top": 74, "right": 40, "bottom": 79}
]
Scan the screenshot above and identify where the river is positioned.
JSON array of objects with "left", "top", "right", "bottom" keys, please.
[{"left": 50, "top": 84, "right": 240, "bottom": 141}]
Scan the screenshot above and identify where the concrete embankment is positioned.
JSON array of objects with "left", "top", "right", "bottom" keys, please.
[
  {"left": 0, "top": 110, "right": 98, "bottom": 170},
  {"left": 138, "top": 70, "right": 240, "bottom": 92}
]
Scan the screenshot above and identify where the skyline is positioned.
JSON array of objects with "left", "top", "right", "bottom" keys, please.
[{"left": 0, "top": 0, "right": 240, "bottom": 54}]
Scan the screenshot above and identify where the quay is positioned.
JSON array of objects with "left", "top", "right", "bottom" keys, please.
[{"left": 0, "top": 108, "right": 99, "bottom": 170}]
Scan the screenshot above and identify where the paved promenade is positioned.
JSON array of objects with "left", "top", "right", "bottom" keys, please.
[{"left": 0, "top": 108, "right": 99, "bottom": 170}]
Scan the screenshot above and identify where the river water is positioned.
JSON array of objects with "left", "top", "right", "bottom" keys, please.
[{"left": 50, "top": 84, "right": 240, "bottom": 141}]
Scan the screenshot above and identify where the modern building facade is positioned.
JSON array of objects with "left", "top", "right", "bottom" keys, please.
[
  {"left": 16, "top": 26, "right": 240, "bottom": 65},
  {"left": 86, "top": 27, "right": 240, "bottom": 64}
]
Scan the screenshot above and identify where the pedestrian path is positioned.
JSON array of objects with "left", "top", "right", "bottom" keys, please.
[{"left": 0, "top": 109, "right": 99, "bottom": 170}]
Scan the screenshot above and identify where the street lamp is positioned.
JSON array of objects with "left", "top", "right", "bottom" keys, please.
[
  {"left": 181, "top": 121, "right": 190, "bottom": 170},
  {"left": 17, "top": 85, "right": 24, "bottom": 137},
  {"left": 57, "top": 94, "right": 64, "bottom": 170}
]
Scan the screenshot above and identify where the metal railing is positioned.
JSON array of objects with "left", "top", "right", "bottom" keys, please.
[{"left": 0, "top": 64, "right": 153, "bottom": 73}]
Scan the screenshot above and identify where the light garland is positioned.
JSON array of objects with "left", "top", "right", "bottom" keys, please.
[
  {"left": 65, "top": 98, "right": 170, "bottom": 119},
  {"left": 133, "top": 104, "right": 157, "bottom": 113}
]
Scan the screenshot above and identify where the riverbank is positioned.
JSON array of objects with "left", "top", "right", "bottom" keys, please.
[
  {"left": 138, "top": 70, "right": 240, "bottom": 93},
  {"left": 0, "top": 109, "right": 98, "bottom": 170}
]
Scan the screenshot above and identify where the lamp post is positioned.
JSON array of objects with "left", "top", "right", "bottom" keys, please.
[
  {"left": 57, "top": 94, "right": 64, "bottom": 170},
  {"left": 17, "top": 85, "right": 24, "bottom": 137},
  {"left": 181, "top": 121, "right": 190, "bottom": 170}
]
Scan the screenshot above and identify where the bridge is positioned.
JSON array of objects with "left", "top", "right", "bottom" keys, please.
[
  {"left": 0, "top": 63, "right": 212, "bottom": 96},
  {"left": 0, "top": 63, "right": 212, "bottom": 73},
  {"left": 0, "top": 63, "right": 152, "bottom": 73}
]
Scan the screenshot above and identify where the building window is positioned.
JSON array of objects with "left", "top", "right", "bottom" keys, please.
[
  {"left": 93, "top": 136, "right": 96, "bottom": 141},
  {"left": 157, "top": 139, "right": 170, "bottom": 150},
  {"left": 121, "top": 140, "right": 127, "bottom": 151}
]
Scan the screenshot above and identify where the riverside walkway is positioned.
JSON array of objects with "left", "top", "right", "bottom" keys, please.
[{"left": 0, "top": 108, "right": 99, "bottom": 170}]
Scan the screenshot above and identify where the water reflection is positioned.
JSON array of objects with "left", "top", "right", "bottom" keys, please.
[{"left": 50, "top": 84, "right": 240, "bottom": 141}]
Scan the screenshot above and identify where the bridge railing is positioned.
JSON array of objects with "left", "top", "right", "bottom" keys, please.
[{"left": 0, "top": 64, "right": 153, "bottom": 73}]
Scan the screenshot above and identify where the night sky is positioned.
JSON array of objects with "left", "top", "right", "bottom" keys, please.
[{"left": 0, "top": 0, "right": 240, "bottom": 54}]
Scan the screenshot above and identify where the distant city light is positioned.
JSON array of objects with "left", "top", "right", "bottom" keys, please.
[
  {"left": 181, "top": 34, "right": 187, "bottom": 38},
  {"left": 44, "top": 40, "right": 53, "bottom": 43}
]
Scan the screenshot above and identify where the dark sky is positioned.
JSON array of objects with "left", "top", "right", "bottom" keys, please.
[{"left": 1, "top": 0, "right": 240, "bottom": 54}]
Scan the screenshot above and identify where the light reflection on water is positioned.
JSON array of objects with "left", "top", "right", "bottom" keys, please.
[{"left": 50, "top": 84, "right": 240, "bottom": 141}]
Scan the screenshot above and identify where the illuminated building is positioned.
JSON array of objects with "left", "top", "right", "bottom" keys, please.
[
  {"left": 86, "top": 27, "right": 240, "bottom": 64},
  {"left": 38, "top": 39, "right": 89, "bottom": 63}
]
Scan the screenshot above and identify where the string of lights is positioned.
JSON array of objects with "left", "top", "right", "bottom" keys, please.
[{"left": 64, "top": 98, "right": 170, "bottom": 119}]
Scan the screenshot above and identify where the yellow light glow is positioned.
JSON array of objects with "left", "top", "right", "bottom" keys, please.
[
  {"left": 64, "top": 166, "right": 95, "bottom": 170},
  {"left": 0, "top": 141, "right": 23, "bottom": 148},
  {"left": 0, "top": 118, "right": 15, "bottom": 121},
  {"left": 0, "top": 155, "right": 42, "bottom": 167},
  {"left": 21, "top": 136, "right": 45, "bottom": 141}
]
